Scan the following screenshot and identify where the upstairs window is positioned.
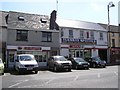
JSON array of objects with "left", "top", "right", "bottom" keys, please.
[
  {"left": 18, "top": 16, "right": 24, "bottom": 21},
  {"left": 42, "top": 32, "right": 52, "bottom": 42},
  {"left": 86, "top": 32, "right": 89, "bottom": 38},
  {"left": 16, "top": 30, "right": 28, "bottom": 41},
  {"left": 99, "top": 32, "right": 103, "bottom": 40},
  {"left": 112, "top": 39, "right": 115, "bottom": 47},
  {"left": 112, "top": 32, "right": 115, "bottom": 37},
  {"left": 61, "top": 28, "right": 64, "bottom": 37},
  {"left": 80, "top": 30, "right": 84, "bottom": 39},
  {"left": 69, "top": 30, "right": 73, "bottom": 38},
  {"left": 90, "top": 31, "right": 94, "bottom": 39}
]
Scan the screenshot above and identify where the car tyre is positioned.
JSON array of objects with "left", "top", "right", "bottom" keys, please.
[
  {"left": 93, "top": 63, "right": 96, "bottom": 68},
  {"left": 75, "top": 66, "right": 78, "bottom": 70},
  {"left": 103, "top": 65, "right": 106, "bottom": 68},
  {"left": 68, "top": 68, "right": 71, "bottom": 72},
  {"left": 35, "top": 71, "right": 38, "bottom": 74},
  {"left": 53, "top": 66, "right": 57, "bottom": 72},
  {"left": 2, "top": 72, "right": 4, "bottom": 75}
]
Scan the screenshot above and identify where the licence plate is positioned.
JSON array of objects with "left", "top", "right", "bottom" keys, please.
[
  {"left": 27, "top": 67, "right": 33, "bottom": 70},
  {"left": 84, "top": 65, "right": 88, "bottom": 67},
  {"left": 64, "top": 66, "right": 69, "bottom": 68}
]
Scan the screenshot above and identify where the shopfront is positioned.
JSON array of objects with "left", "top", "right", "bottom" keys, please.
[
  {"left": 6, "top": 45, "right": 50, "bottom": 68},
  {"left": 60, "top": 38, "right": 96, "bottom": 59},
  {"left": 110, "top": 48, "right": 120, "bottom": 63}
]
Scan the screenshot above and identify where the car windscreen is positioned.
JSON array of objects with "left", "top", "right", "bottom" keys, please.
[
  {"left": 20, "top": 56, "right": 34, "bottom": 61},
  {"left": 74, "top": 58, "right": 86, "bottom": 62},
  {"left": 54, "top": 56, "right": 67, "bottom": 61},
  {"left": 93, "top": 57, "right": 101, "bottom": 61},
  {"left": 0, "top": 59, "right": 2, "bottom": 63}
]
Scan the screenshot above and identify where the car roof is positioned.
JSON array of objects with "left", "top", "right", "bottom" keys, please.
[
  {"left": 53, "top": 56, "right": 64, "bottom": 58},
  {"left": 17, "top": 54, "right": 34, "bottom": 57},
  {"left": 73, "top": 57, "right": 83, "bottom": 59}
]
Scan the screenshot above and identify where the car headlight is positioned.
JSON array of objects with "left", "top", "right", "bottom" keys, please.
[
  {"left": 79, "top": 62, "right": 82, "bottom": 65},
  {"left": 69, "top": 62, "right": 72, "bottom": 65},
  {"left": 104, "top": 61, "right": 106, "bottom": 64},
  {"left": 96, "top": 61, "right": 99, "bottom": 64},
  {"left": 88, "top": 63, "right": 90, "bottom": 65},
  {"left": 34, "top": 64, "right": 39, "bottom": 67},
  {"left": 19, "top": 64, "right": 25, "bottom": 68}
]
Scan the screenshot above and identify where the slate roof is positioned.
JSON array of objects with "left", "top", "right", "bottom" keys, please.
[
  {"left": 56, "top": 19, "right": 107, "bottom": 31},
  {"left": 0, "top": 11, "right": 8, "bottom": 27}
]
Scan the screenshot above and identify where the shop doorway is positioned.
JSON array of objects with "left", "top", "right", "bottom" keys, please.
[
  {"left": 70, "top": 50, "right": 84, "bottom": 58},
  {"left": 98, "top": 49, "right": 107, "bottom": 62},
  {"left": 75, "top": 50, "right": 84, "bottom": 58},
  {"left": 7, "top": 51, "right": 16, "bottom": 68}
]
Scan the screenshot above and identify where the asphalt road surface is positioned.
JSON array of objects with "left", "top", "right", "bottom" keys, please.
[{"left": 1, "top": 65, "right": 119, "bottom": 88}]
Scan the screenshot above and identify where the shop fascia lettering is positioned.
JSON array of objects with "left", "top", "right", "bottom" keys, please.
[
  {"left": 18, "top": 46, "right": 41, "bottom": 51},
  {"left": 61, "top": 38, "right": 97, "bottom": 43}
]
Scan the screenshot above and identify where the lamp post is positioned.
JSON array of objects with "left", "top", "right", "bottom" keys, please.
[{"left": 107, "top": 2, "right": 115, "bottom": 63}]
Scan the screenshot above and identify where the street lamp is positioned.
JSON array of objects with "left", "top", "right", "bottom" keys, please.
[{"left": 107, "top": 2, "right": 115, "bottom": 63}]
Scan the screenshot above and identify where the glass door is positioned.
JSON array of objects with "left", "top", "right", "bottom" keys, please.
[{"left": 7, "top": 51, "right": 16, "bottom": 68}]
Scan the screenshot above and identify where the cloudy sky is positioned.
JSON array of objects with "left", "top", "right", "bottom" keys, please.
[{"left": 0, "top": 0, "right": 119, "bottom": 25}]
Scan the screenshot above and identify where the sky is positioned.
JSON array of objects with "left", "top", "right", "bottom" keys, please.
[{"left": 0, "top": 0, "right": 119, "bottom": 25}]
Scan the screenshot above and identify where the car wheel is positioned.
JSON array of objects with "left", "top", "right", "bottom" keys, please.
[
  {"left": 103, "top": 65, "right": 106, "bottom": 68},
  {"left": 93, "top": 63, "right": 96, "bottom": 68},
  {"left": 53, "top": 66, "right": 57, "bottom": 72},
  {"left": 68, "top": 68, "right": 71, "bottom": 72},
  {"left": 18, "top": 69, "right": 22, "bottom": 74},
  {"left": 75, "top": 66, "right": 78, "bottom": 70},
  {"left": 35, "top": 71, "right": 38, "bottom": 74},
  {"left": 2, "top": 72, "right": 4, "bottom": 75}
]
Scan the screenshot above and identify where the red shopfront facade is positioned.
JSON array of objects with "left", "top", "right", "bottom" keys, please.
[{"left": 6, "top": 45, "right": 51, "bottom": 68}]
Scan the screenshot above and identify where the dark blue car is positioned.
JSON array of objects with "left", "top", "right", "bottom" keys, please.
[
  {"left": 69, "top": 57, "right": 90, "bottom": 70},
  {"left": 85, "top": 57, "right": 106, "bottom": 68}
]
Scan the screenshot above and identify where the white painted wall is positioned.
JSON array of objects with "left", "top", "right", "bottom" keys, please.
[
  {"left": 118, "top": 1, "right": 120, "bottom": 24},
  {"left": 60, "top": 48, "right": 69, "bottom": 57},
  {"left": 92, "top": 49, "right": 98, "bottom": 57}
]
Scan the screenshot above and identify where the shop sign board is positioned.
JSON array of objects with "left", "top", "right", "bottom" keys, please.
[{"left": 61, "top": 38, "right": 97, "bottom": 43}]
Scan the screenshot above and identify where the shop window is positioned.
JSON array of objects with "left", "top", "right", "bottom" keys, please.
[
  {"left": 16, "top": 30, "right": 28, "bottom": 41},
  {"left": 34, "top": 55, "right": 42, "bottom": 62},
  {"left": 9, "top": 54, "right": 14, "bottom": 62},
  {"left": 84, "top": 50, "right": 91, "bottom": 58},
  {"left": 42, "top": 32, "right": 52, "bottom": 42}
]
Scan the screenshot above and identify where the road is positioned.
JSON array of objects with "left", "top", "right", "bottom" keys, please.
[{"left": 1, "top": 66, "right": 119, "bottom": 89}]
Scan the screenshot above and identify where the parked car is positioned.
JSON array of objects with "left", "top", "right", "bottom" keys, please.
[
  {"left": 85, "top": 57, "right": 106, "bottom": 68},
  {"left": 0, "top": 58, "right": 4, "bottom": 75},
  {"left": 68, "top": 57, "right": 90, "bottom": 70},
  {"left": 14, "top": 54, "right": 39, "bottom": 74},
  {"left": 47, "top": 56, "right": 72, "bottom": 72}
]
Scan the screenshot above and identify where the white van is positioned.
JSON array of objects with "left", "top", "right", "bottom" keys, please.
[{"left": 14, "top": 54, "right": 39, "bottom": 74}]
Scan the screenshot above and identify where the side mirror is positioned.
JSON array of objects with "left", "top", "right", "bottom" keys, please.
[{"left": 15, "top": 59, "right": 19, "bottom": 62}]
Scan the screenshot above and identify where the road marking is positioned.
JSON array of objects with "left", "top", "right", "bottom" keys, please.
[
  {"left": 9, "top": 80, "right": 28, "bottom": 88},
  {"left": 98, "top": 73, "right": 100, "bottom": 78},
  {"left": 74, "top": 75, "right": 79, "bottom": 81},
  {"left": 114, "top": 72, "right": 118, "bottom": 76},
  {"left": 46, "top": 78, "right": 54, "bottom": 84}
]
